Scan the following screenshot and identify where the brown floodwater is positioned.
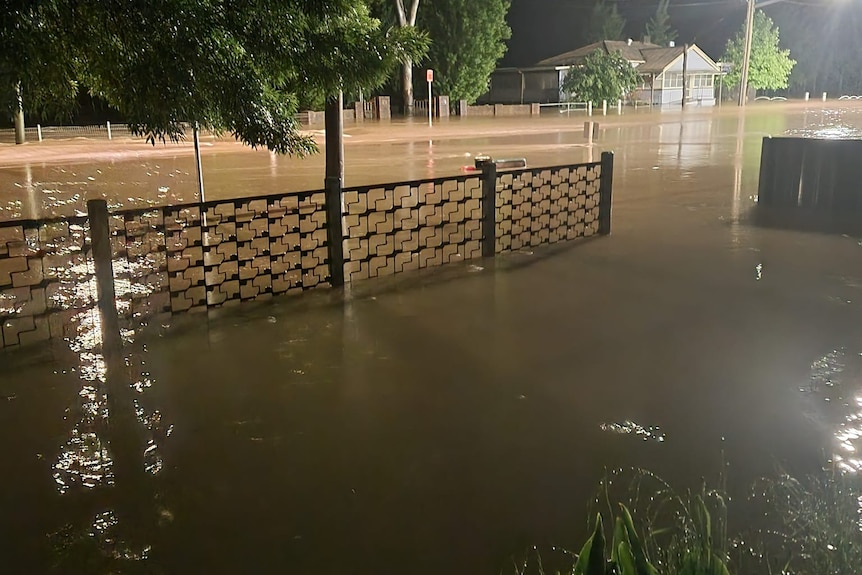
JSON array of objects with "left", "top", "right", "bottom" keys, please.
[{"left": 4, "top": 104, "right": 862, "bottom": 573}]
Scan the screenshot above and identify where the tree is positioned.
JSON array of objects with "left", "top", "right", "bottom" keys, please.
[
  {"left": 418, "top": 0, "right": 511, "bottom": 104},
  {"left": 645, "top": 0, "right": 677, "bottom": 47},
  {"left": 1, "top": 0, "right": 427, "bottom": 153},
  {"left": 722, "top": 10, "right": 795, "bottom": 92},
  {"left": 585, "top": 0, "right": 626, "bottom": 43},
  {"left": 561, "top": 50, "right": 640, "bottom": 104},
  {"left": 395, "top": 0, "right": 422, "bottom": 116}
]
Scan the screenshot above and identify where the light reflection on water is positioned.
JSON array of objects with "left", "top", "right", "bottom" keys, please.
[
  {"left": 599, "top": 420, "right": 667, "bottom": 443},
  {"left": 803, "top": 348, "right": 862, "bottom": 473},
  {"left": 37, "top": 229, "right": 174, "bottom": 564}
]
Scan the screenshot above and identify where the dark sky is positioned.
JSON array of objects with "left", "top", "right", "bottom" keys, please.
[{"left": 502, "top": 0, "right": 749, "bottom": 66}]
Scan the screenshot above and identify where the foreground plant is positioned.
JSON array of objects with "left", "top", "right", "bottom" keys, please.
[{"left": 746, "top": 470, "right": 862, "bottom": 575}]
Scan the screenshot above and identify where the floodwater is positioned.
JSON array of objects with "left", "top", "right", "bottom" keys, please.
[{"left": 4, "top": 104, "right": 862, "bottom": 573}]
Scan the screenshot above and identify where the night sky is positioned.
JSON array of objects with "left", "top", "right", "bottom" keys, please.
[{"left": 502, "top": 0, "right": 749, "bottom": 66}]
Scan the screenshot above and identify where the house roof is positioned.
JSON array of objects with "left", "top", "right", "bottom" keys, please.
[
  {"left": 537, "top": 41, "right": 720, "bottom": 74},
  {"left": 536, "top": 40, "right": 659, "bottom": 67},
  {"left": 637, "top": 47, "right": 685, "bottom": 73}
]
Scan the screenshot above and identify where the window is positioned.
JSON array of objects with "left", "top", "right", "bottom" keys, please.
[
  {"left": 664, "top": 73, "right": 683, "bottom": 88},
  {"left": 665, "top": 73, "right": 715, "bottom": 90}
]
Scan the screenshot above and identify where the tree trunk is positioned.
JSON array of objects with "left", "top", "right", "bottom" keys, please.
[
  {"left": 402, "top": 58, "right": 414, "bottom": 116},
  {"left": 14, "top": 83, "right": 25, "bottom": 145},
  {"left": 395, "top": 0, "right": 419, "bottom": 117}
]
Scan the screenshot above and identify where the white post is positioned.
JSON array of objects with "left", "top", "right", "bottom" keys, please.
[
  {"left": 617, "top": 99, "right": 622, "bottom": 114},
  {"left": 37, "top": 124, "right": 42, "bottom": 142},
  {"left": 804, "top": 92, "right": 810, "bottom": 102},
  {"left": 106, "top": 121, "right": 112, "bottom": 140},
  {"left": 822, "top": 92, "right": 827, "bottom": 102},
  {"left": 602, "top": 100, "right": 607, "bottom": 115},
  {"left": 588, "top": 101, "right": 593, "bottom": 116}
]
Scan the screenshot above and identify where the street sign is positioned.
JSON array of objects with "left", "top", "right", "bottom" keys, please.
[{"left": 426, "top": 69, "right": 434, "bottom": 82}]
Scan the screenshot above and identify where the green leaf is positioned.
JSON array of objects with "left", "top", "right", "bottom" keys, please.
[
  {"left": 611, "top": 516, "right": 629, "bottom": 565},
  {"left": 573, "top": 533, "right": 594, "bottom": 575},
  {"left": 693, "top": 494, "right": 712, "bottom": 548},
  {"left": 618, "top": 504, "right": 659, "bottom": 575},
  {"left": 586, "top": 513, "right": 606, "bottom": 575},
  {"left": 574, "top": 514, "right": 607, "bottom": 575},
  {"left": 616, "top": 541, "right": 637, "bottom": 575}
]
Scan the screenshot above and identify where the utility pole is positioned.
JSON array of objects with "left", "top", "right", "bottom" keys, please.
[
  {"left": 682, "top": 44, "right": 689, "bottom": 109},
  {"left": 738, "top": 0, "right": 756, "bottom": 106}
]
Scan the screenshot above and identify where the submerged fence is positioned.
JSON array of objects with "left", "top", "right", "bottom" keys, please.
[
  {"left": 0, "top": 153, "right": 613, "bottom": 349},
  {"left": 758, "top": 137, "right": 862, "bottom": 211}
]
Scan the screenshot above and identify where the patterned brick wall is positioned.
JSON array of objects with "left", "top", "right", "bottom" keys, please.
[
  {"left": 496, "top": 163, "right": 602, "bottom": 254},
  {"left": 342, "top": 177, "right": 483, "bottom": 282}
]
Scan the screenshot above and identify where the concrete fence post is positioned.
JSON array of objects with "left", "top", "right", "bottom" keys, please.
[
  {"left": 822, "top": 92, "right": 828, "bottom": 102},
  {"left": 480, "top": 161, "right": 498, "bottom": 258},
  {"left": 37, "top": 124, "right": 42, "bottom": 142},
  {"left": 602, "top": 100, "right": 608, "bottom": 115},
  {"left": 617, "top": 99, "right": 622, "bottom": 114},
  {"left": 588, "top": 101, "right": 593, "bottom": 116},
  {"left": 599, "top": 151, "right": 615, "bottom": 235},
  {"left": 106, "top": 121, "right": 112, "bottom": 140},
  {"left": 804, "top": 92, "right": 810, "bottom": 102}
]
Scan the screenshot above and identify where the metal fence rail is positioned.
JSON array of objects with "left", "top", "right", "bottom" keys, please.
[{"left": 0, "top": 153, "right": 614, "bottom": 350}]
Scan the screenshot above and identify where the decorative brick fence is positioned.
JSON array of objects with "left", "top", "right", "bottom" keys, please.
[{"left": 0, "top": 154, "right": 613, "bottom": 349}]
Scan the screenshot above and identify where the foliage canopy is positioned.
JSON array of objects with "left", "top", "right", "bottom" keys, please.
[
  {"left": 722, "top": 10, "right": 795, "bottom": 91},
  {"left": 418, "top": 0, "right": 511, "bottom": 103},
  {"left": 644, "top": 0, "right": 676, "bottom": 47},
  {"left": 585, "top": 0, "right": 626, "bottom": 44},
  {"left": 1, "top": 0, "right": 427, "bottom": 153},
  {"left": 561, "top": 50, "right": 640, "bottom": 104}
]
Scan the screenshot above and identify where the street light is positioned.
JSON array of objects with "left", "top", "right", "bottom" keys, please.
[{"left": 738, "top": 0, "right": 786, "bottom": 106}]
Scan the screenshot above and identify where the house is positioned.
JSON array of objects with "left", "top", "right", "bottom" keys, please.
[
  {"left": 481, "top": 39, "right": 721, "bottom": 107},
  {"left": 631, "top": 44, "right": 721, "bottom": 106}
]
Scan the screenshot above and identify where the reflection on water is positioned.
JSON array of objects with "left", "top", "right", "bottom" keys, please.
[
  {"left": 38, "top": 234, "right": 173, "bottom": 565},
  {"left": 600, "top": 420, "right": 666, "bottom": 443},
  {"left": 803, "top": 348, "right": 862, "bottom": 473}
]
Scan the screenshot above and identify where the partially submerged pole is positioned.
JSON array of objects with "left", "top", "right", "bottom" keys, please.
[
  {"left": 193, "top": 123, "right": 205, "bottom": 203},
  {"left": 324, "top": 92, "right": 345, "bottom": 287},
  {"left": 682, "top": 44, "right": 689, "bottom": 109},
  {"left": 88, "top": 198, "right": 149, "bottom": 529}
]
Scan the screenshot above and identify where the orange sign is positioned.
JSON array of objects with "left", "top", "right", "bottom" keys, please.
[{"left": 426, "top": 69, "right": 434, "bottom": 82}]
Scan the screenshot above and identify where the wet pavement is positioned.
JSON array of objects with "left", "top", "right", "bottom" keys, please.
[{"left": 4, "top": 104, "right": 862, "bottom": 573}]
